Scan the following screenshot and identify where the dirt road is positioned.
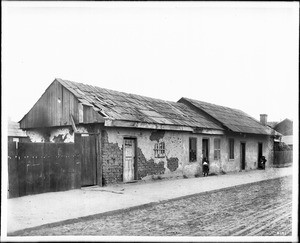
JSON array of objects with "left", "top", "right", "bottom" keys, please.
[{"left": 13, "top": 176, "right": 292, "bottom": 236}]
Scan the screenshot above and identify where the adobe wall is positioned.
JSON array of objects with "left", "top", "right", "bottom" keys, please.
[
  {"left": 103, "top": 127, "right": 193, "bottom": 184},
  {"left": 219, "top": 133, "right": 274, "bottom": 173},
  {"left": 102, "top": 128, "right": 274, "bottom": 182},
  {"left": 26, "top": 126, "right": 91, "bottom": 143}
]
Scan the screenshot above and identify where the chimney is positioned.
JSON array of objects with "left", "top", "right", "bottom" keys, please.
[{"left": 260, "top": 114, "right": 268, "bottom": 126}]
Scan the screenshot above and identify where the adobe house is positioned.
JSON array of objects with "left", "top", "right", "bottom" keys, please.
[
  {"left": 19, "top": 78, "right": 280, "bottom": 187},
  {"left": 178, "top": 98, "right": 281, "bottom": 173}
]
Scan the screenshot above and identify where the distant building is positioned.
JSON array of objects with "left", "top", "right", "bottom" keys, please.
[
  {"left": 8, "top": 119, "right": 30, "bottom": 143},
  {"left": 268, "top": 118, "right": 293, "bottom": 149}
]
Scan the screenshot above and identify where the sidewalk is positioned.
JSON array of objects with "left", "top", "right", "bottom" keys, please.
[{"left": 7, "top": 167, "right": 293, "bottom": 234}]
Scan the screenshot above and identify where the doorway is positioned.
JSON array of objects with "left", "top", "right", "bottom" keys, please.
[
  {"left": 258, "top": 143, "right": 263, "bottom": 168},
  {"left": 202, "top": 139, "right": 209, "bottom": 161},
  {"left": 123, "top": 138, "right": 136, "bottom": 182},
  {"left": 240, "top": 142, "right": 246, "bottom": 170}
]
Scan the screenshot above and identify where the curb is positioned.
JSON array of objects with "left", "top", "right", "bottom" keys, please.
[{"left": 8, "top": 174, "right": 292, "bottom": 236}]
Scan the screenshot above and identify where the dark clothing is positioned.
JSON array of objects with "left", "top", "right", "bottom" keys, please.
[
  {"left": 259, "top": 156, "right": 267, "bottom": 169},
  {"left": 202, "top": 158, "right": 209, "bottom": 176}
]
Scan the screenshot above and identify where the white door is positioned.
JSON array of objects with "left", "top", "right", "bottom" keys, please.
[{"left": 123, "top": 139, "right": 135, "bottom": 182}]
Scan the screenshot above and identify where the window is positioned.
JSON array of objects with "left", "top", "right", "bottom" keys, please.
[
  {"left": 229, "top": 138, "right": 234, "bottom": 159},
  {"left": 154, "top": 142, "right": 165, "bottom": 158},
  {"left": 189, "top": 137, "right": 197, "bottom": 162},
  {"left": 214, "top": 138, "right": 221, "bottom": 160}
]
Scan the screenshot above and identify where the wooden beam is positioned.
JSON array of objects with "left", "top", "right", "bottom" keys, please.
[
  {"left": 70, "top": 114, "right": 78, "bottom": 132},
  {"left": 193, "top": 128, "right": 225, "bottom": 135},
  {"left": 78, "top": 103, "right": 83, "bottom": 123},
  {"left": 105, "top": 119, "right": 193, "bottom": 131}
]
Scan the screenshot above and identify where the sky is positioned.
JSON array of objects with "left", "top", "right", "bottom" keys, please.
[{"left": 2, "top": 1, "right": 299, "bottom": 124}]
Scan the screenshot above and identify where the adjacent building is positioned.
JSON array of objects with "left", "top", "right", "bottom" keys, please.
[
  {"left": 268, "top": 118, "right": 293, "bottom": 149},
  {"left": 274, "top": 119, "right": 293, "bottom": 149},
  {"left": 8, "top": 119, "right": 30, "bottom": 143}
]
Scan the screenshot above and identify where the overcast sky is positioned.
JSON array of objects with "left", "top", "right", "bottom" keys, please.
[{"left": 2, "top": 2, "right": 299, "bottom": 124}]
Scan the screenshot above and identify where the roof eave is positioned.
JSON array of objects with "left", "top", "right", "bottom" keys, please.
[{"left": 104, "top": 119, "right": 225, "bottom": 134}]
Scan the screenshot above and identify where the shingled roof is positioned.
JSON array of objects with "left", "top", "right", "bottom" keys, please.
[
  {"left": 8, "top": 120, "right": 27, "bottom": 137},
  {"left": 267, "top": 121, "right": 279, "bottom": 128},
  {"left": 56, "top": 79, "right": 223, "bottom": 131},
  {"left": 179, "top": 97, "right": 280, "bottom": 136}
]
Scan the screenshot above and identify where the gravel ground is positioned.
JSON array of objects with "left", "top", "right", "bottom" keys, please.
[{"left": 14, "top": 176, "right": 292, "bottom": 236}]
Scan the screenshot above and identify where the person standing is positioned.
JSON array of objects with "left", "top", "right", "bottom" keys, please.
[{"left": 202, "top": 157, "right": 209, "bottom": 176}]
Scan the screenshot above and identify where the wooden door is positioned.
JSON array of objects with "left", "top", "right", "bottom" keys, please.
[
  {"left": 77, "top": 134, "right": 98, "bottom": 187},
  {"left": 123, "top": 138, "right": 136, "bottom": 182},
  {"left": 241, "top": 142, "right": 246, "bottom": 170}
]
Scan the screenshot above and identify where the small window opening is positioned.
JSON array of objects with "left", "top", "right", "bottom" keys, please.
[
  {"left": 189, "top": 137, "right": 197, "bottom": 162},
  {"left": 154, "top": 142, "right": 165, "bottom": 158},
  {"left": 214, "top": 138, "right": 221, "bottom": 160}
]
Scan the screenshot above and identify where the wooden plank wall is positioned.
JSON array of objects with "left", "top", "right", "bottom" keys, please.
[
  {"left": 20, "top": 80, "right": 80, "bottom": 129},
  {"left": 7, "top": 142, "right": 81, "bottom": 198},
  {"left": 83, "top": 105, "right": 105, "bottom": 124}
]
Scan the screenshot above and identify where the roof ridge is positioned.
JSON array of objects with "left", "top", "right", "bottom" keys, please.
[
  {"left": 56, "top": 78, "right": 177, "bottom": 105},
  {"left": 277, "top": 118, "right": 293, "bottom": 124},
  {"left": 53, "top": 78, "right": 224, "bottom": 130},
  {"left": 180, "top": 97, "right": 281, "bottom": 136},
  {"left": 181, "top": 97, "right": 244, "bottom": 113}
]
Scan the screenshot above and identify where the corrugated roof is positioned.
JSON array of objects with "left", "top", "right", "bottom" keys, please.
[
  {"left": 8, "top": 120, "right": 27, "bottom": 137},
  {"left": 56, "top": 79, "right": 223, "bottom": 130},
  {"left": 180, "top": 98, "right": 280, "bottom": 136}
]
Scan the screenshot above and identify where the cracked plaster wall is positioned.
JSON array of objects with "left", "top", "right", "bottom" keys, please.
[
  {"left": 105, "top": 127, "right": 191, "bottom": 177},
  {"left": 105, "top": 128, "right": 274, "bottom": 177},
  {"left": 26, "top": 125, "right": 90, "bottom": 143},
  {"left": 25, "top": 124, "right": 274, "bottom": 181}
]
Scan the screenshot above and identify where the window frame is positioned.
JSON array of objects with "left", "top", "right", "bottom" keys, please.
[
  {"left": 214, "top": 138, "right": 221, "bottom": 160},
  {"left": 154, "top": 141, "right": 165, "bottom": 158},
  {"left": 189, "top": 137, "right": 197, "bottom": 162}
]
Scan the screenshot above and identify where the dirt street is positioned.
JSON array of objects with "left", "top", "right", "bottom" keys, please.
[{"left": 13, "top": 176, "right": 292, "bottom": 236}]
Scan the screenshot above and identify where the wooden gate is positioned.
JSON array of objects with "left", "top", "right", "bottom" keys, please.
[
  {"left": 7, "top": 142, "right": 81, "bottom": 198},
  {"left": 75, "top": 133, "right": 101, "bottom": 187}
]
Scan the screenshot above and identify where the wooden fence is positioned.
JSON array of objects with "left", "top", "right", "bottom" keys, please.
[
  {"left": 8, "top": 142, "right": 81, "bottom": 198},
  {"left": 273, "top": 150, "right": 293, "bottom": 167}
]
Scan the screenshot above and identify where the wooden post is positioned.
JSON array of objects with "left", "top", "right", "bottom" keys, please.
[
  {"left": 74, "top": 133, "right": 82, "bottom": 188},
  {"left": 96, "top": 133, "right": 102, "bottom": 187},
  {"left": 70, "top": 114, "right": 78, "bottom": 133}
]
